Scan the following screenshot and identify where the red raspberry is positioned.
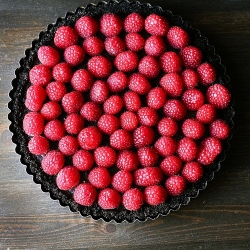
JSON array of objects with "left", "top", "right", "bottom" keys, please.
[
  {"left": 123, "top": 91, "right": 141, "bottom": 112},
  {"left": 158, "top": 117, "right": 178, "bottom": 137},
  {"left": 196, "top": 104, "right": 216, "bottom": 124},
  {"left": 155, "top": 136, "right": 177, "bottom": 157},
  {"left": 163, "top": 99, "right": 187, "bottom": 121},
  {"left": 103, "top": 95, "right": 123, "bottom": 115},
  {"left": 46, "top": 81, "right": 66, "bottom": 102},
  {"left": 73, "top": 183, "right": 97, "bottom": 206},
  {"left": 44, "top": 120, "right": 65, "bottom": 141},
  {"left": 138, "top": 55, "right": 160, "bottom": 79},
  {"left": 167, "top": 26, "right": 189, "bottom": 49},
  {"left": 138, "top": 147, "right": 159, "bottom": 167},
  {"left": 83, "top": 36, "right": 104, "bottom": 56},
  {"left": 87, "top": 56, "right": 112, "bottom": 78},
  {"left": 137, "top": 107, "right": 159, "bottom": 127},
  {"left": 28, "top": 135, "right": 49, "bottom": 155},
  {"left": 120, "top": 111, "right": 139, "bottom": 131},
  {"left": 165, "top": 175, "right": 186, "bottom": 196},
  {"left": 177, "top": 137, "right": 198, "bottom": 162},
  {"left": 133, "top": 126, "right": 155, "bottom": 148},
  {"left": 29, "top": 64, "right": 52, "bottom": 86},
  {"left": 62, "top": 91, "right": 84, "bottom": 114},
  {"left": 64, "top": 45, "right": 85, "bottom": 66},
  {"left": 90, "top": 80, "right": 109, "bottom": 104},
  {"left": 71, "top": 69, "right": 93, "bottom": 92},
  {"left": 112, "top": 170, "right": 133, "bottom": 193},
  {"left": 116, "top": 150, "right": 139, "bottom": 171},
  {"left": 160, "top": 52, "right": 182, "bottom": 74},
  {"left": 73, "top": 150, "right": 94, "bottom": 171},
  {"left": 123, "top": 188, "right": 144, "bottom": 211},
  {"left": 210, "top": 119, "right": 230, "bottom": 140},
  {"left": 145, "top": 14, "right": 169, "bottom": 36},
  {"left": 107, "top": 71, "right": 128, "bottom": 92},
  {"left": 124, "top": 13, "right": 144, "bottom": 33},
  {"left": 54, "top": 26, "right": 78, "bottom": 49},
  {"left": 147, "top": 87, "right": 167, "bottom": 110},
  {"left": 144, "top": 185, "right": 167, "bottom": 206},
  {"left": 114, "top": 51, "right": 139, "bottom": 72},
  {"left": 52, "top": 62, "right": 72, "bottom": 83},
  {"left": 56, "top": 166, "right": 80, "bottom": 190},
  {"left": 125, "top": 33, "right": 145, "bottom": 52},
  {"left": 206, "top": 84, "right": 231, "bottom": 109},
  {"left": 110, "top": 129, "right": 133, "bottom": 150},
  {"left": 197, "top": 62, "right": 216, "bottom": 85},
  {"left": 94, "top": 146, "right": 116, "bottom": 168},
  {"left": 160, "top": 73, "right": 184, "bottom": 97},
  {"left": 182, "top": 89, "right": 205, "bottom": 111},
  {"left": 98, "top": 188, "right": 121, "bottom": 209},
  {"left": 180, "top": 46, "right": 202, "bottom": 69},
  {"left": 144, "top": 36, "right": 166, "bottom": 57},
  {"left": 134, "top": 167, "right": 163, "bottom": 186},
  {"left": 104, "top": 36, "right": 126, "bottom": 56},
  {"left": 80, "top": 102, "right": 102, "bottom": 121},
  {"left": 59, "top": 135, "right": 78, "bottom": 156},
  {"left": 37, "top": 46, "right": 60, "bottom": 68},
  {"left": 23, "top": 112, "right": 44, "bottom": 136},
  {"left": 100, "top": 13, "right": 123, "bottom": 37},
  {"left": 74, "top": 16, "right": 98, "bottom": 38},
  {"left": 41, "top": 150, "right": 65, "bottom": 175},
  {"left": 182, "top": 119, "right": 205, "bottom": 140},
  {"left": 128, "top": 73, "right": 151, "bottom": 95},
  {"left": 64, "top": 113, "right": 84, "bottom": 134},
  {"left": 78, "top": 126, "right": 102, "bottom": 150},
  {"left": 40, "top": 101, "right": 61, "bottom": 120},
  {"left": 160, "top": 155, "right": 182, "bottom": 176},
  {"left": 89, "top": 167, "right": 111, "bottom": 189},
  {"left": 181, "top": 69, "right": 199, "bottom": 89},
  {"left": 97, "top": 114, "right": 120, "bottom": 135},
  {"left": 182, "top": 162, "right": 203, "bottom": 183},
  {"left": 25, "top": 85, "right": 46, "bottom": 111}
]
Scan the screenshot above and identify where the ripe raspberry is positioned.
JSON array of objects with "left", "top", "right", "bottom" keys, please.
[
  {"left": 144, "top": 185, "right": 167, "bottom": 206},
  {"left": 116, "top": 150, "right": 139, "bottom": 171},
  {"left": 138, "top": 147, "right": 159, "bottom": 167},
  {"left": 177, "top": 137, "right": 198, "bottom": 162},
  {"left": 145, "top": 14, "right": 169, "bottom": 36},
  {"left": 94, "top": 146, "right": 116, "bottom": 168},
  {"left": 125, "top": 33, "right": 145, "bottom": 52},
  {"left": 56, "top": 166, "right": 80, "bottom": 190},
  {"left": 64, "top": 45, "right": 85, "bottom": 66},
  {"left": 37, "top": 46, "right": 60, "bottom": 68},
  {"left": 138, "top": 107, "right": 159, "bottom": 127},
  {"left": 25, "top": 85, "right": 46, "bottom": 111},
  {"left": 124, "top": 13, "right": 144, "bottom": 33},
  {"left": 98, "top": 188, "right": 121, "bottom": 209},
  {"left": 44, "top": 120, "right": 65, "bottom": 141},
  {"left": 158, "top": 117, "right": 178, "bottom": 137},
  {"left": 128, "top": 73, "right": 151, "bottom": 95},
  {"left": 54, "top": 26, "right": 78, "bottom": 49},
  {"left": 144, "top": 36, "right": 166, "bottom": 57},
  {"left": 134, "top": 167, "right": 163, "bottom": 186},
  {"left": 182, "top": 119, "right": 205, "bottom": 140},
  {"left": 114, "top": 51, "right": 139, "bottom": 72},
  {"left": 52, "top": 62, "right": 72, "bottom": 83},
  {"left": 103, "top": 95, "right": 123, "bottom": 115},
  {"left": 104, "top": 36, "right": 126, "bottom": 56},
  {"left": 180, "top": 46, "right": 202, "bottom": 69},
  {"left": 197, "top": 62, "right": 216, "bottom": 85},
  {"left": 87, "top": 56, "right": 112, "bottom": 78},
  {"left": 80, "top": 102, "right": 102, "bottom": 121},
  {"left": 41, "top": 150, "right": 65, "bottom": 175},
  {"left": 29, "top": 64, "right": 52, "bottom": 86},
  {"left": 206, "top": 84, "right": 231, "bottom": 109},
  {"left": 62, "top": 91, "right": 84, "bottom": 114},
  {"left": 154, "top": 136, "right": 177, "bottom": 157},
  {"left": 90, "top": 80, "right": 109, "bottom": 104},
  {"left": 210, "top": 119, "right": 230, "bottom": 140},
  {"left": 64, "top": 113, "right": 84, "bottom": 134},
  {"left": 110, "top": 129, "right": 133, "bottom": 150},
  {"left": 83, "top": 36, "right": 104, "bottom": 56},
  {"left": 112, "top": 170, "right": 133, "bottom": 193},
  {"left": 182, "top": 89, "right": 205, "bottom": 111},
  {"left": 23, "top": 112, "right": 44, "bottom": 136},
  {"left": 133, "top": 126, "right": 155, "bottom": 148},
  {"left": 59, "top": 135, "right": 79, "bottom": 156},
  {"left": 97, "top": 114, "right": 120, "bottom": 135},
  {"left": 89, "top": 167, "right": 111, "bottom": 189},
  {"left": 167, "top": 26, "right": 189, "bottom": 49},
  {"left": 123, "top": 188, "right": 144, "bottom": 211},
  {"left": 182, "top": 162, "right": 203, "bottom": 183},
  {"left": 120, "top": 111, "right": 139, "bottom": 131},
  {"left": 46, "top": 81, "right": 66, "bottom": 102},
  {"left": 196, "top": 104, "right": 216, "bottom": 124},
  {"left": 160, "top": 155, "right": 182, "bottom": 176},
  {"left": 165, "top": 175, "right": 186, "bottom": 196},
  {"left": 100, "top": 13, "right": 123, "bottom": 37},
  {"left": 138, "top": 55, "right": 160, "bottom": 79},
  {"left": 78, "top": 126, "right": 102, "bottom": 150},
  {"left": 73, "top": 150, "right": 94, "bottom": 171},
  {"left": 40, "top": 101, "right": 61, "bottom": 120},
  {"left": 107, "top": 71, "right": 128, "bottom": 92},
  {"left": 73, "top": 183, "right": 97, "bottom": 206},
  {"left": 163, "top": 99, "right": 187, "bottom": 121},
  {"left": 71, "top": 69, "right": 94, "bottom": 92},
  {"left": 181, "top": 69, "right": 199, "bottom": 89},
  {"left": 28, "top": 135, "right": 49, "bottom": 155},
  {"left": 160, "top": 52, "right": 182, "bottom": 73},
  {"left": 123, "top": 91, "right": 141, "bottom": 112},
  {"left": 147, "top": 87, "right": 167, "bottom": 110},
  {"left": 74, "top": 16, "right": 99, "bottom": 38}
]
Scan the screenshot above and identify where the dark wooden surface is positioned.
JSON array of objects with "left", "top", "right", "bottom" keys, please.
[{"left": 1, "top": 0, "right": 250, "bottom": 249}]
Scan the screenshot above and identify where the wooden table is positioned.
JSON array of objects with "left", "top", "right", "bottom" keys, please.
[{"left": 1, "top": 0, "right": 250, "bottom": 249}]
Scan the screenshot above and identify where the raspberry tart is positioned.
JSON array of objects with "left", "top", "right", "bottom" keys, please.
[{"left": 9, "top": 0, "right": 234, "bottom": 222}]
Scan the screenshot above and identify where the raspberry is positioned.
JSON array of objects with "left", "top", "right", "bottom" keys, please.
[
  {"left": 112, "top": 170, "right": 133, "bottom": 193},
  {"left": 160, "top": 73, "right": 184, "bottom": 97},
  {"left": 104, "top": 36, "right": 126, "bottom": 56},
  {"left": 158, "top": 117, "right": 178, "bottom": 137},
  {"left": 90, "top": 80, "right": 109, "bottom": 104},
  {"left": 74, "top": 16, "right": 99, "bottom": 38},
  {"left": 120, "top": 111, "right": 139, "bottom": 131},
  {"left": 138, "top": 107, "right": 159, "bottom": 127},
  {"left": 160, "top": 155, "right": 182, "bottom": 176},
  {"left": 23, "top": 112, "right": 44, "bottom": 136},
  {"left": 40, "top": 101, "right": 61, "bottom": 120},
  {"left": 107, "top": 71, "right": 128, "bottom": 92},
  {"left": 83, "top": 36, "right": 104, "bottom": 56},
  {"left": 94, "top": 146, "right": 116, "bottom": 168},
  {"left": 144, "top": 185, "right": 167, "bottom": 206},
  {"left": 46, "top": 81, "right": 66, "bottom": 102},
  {"left": 134, "top": 167, "right": 163, "bottom": 186},
  {"left": 73, "top": 183, "right": 97, "bottom": 206},
  {"left": 196, "top": 104, "right": 216, "bottom": 124},
  {"left": 114, "top": 51, "right": 139, "bottom": 72},
  {"left": 54, "top": 26, "right": 78, "bottom": 49},
  {"left": 197, "top": 62, "right": 216, "bottom": 85},
  {"left": 177, "top": 137, "right": 198, "bottom": 162},
  {"left": 52, "top": 62, "right": 72, "bottom": 83},
  {"left": 167, "top": 26, "right": 189, "bottom": 49},
  {"left": 98, "top": 188, "right": 121, "bottom": 209},
  {"left": 37, "top": 46, "right": 60, "bottom": 68},
  {"left": 160, "top": 52, "right": 182, "bottom": 74},
  {"left": 41, "top": 150, "right": 65, "bottom": 175},
  {"left": 116, "top": 150, "right": 139, "bottom": 171},
  {"left": 138, "top": 55, "right": 160, "bottom": 79},
  {"left": 64, "top": 113, "right": 84, "bottom": 134},
  {"left": 71, "top": 69, "right": 94, "bottom": 92},
  {"left": 138, "top": 147, "right": 159, "bottom": 167},
  {"left": 133, "top": 126, "right": 155, "bottom": 148},
  {"left": 103, "top": 95, "right": 123, "bottom": 115},
  {"left": 25, "top": 85, "right": 46, "bottom": 111},
  {"left": 100, "top": 13, "right": 123, "bottom": 37},
  {"left": 181, "top": 162, "right": 203, "bottom": 183},
  {"left": 180, "top": 46, "right": 202, "bottom": 69},
  {"left": 80, "top": 102, "right": 102, "bottom": 121},
  {"left": 62, "top": 91, "right": 84, "bottom": 114},
  {"left": 125, "top": 33, "right": 145, "bottom": 52},
  {"left": 145, "top": 14, "right": 169, "bottom": 36},
  {"left": 97, "top": 114, "right": 120, "bottom": 135},
  {"left": 182, "top": 89, "right": 205, "bottom": 111},
  {"left": 64, "top": 45, "right": 85, "bottom": 66},
  {"left": 206, "top": 84, "right": 231, "bottom": 109},
  {"left": 110, "top": 129, "right": 133, "bottom": 150},
  {"left": 181, "top": 69, "right": 199, "bottom": 89},
  {"left": 73, "top": 150, "right": 94, "bottom": 171},
  {"left": 154, "top": 136, "right": 177, "bottom": 157},
  {"left": 163, "top": 99, "right": 187, "bottom": 121},
  {"left": 56, "top": 166, "right": 80, "bottom": 190},
  {"left": 29, "top": 64, "right": 52, "bottom": 86},
  {"left": 123, "top": 188, "right": 144, "bottom": 211},
  {"left": 59, "top": 136, "right": 79, "bottom": 156},
  {"left": 210, "top": 119, "right": 230, "bottom": 140},
  {"left": 87, "top": 56, "right": 112, "bottom": 78},
  {"left": 28, "top": 135, "right": 49, "bottom": 155},
  {"left": 128, "top": 73, "right": 151, "bottom": 95},
  {"left": 124, "top": 13, "right": 144, "bottom": 33},
  {"left": 78, "top": 126, "right": 102, "bottom": 150},
  {"left": 123, "top": 91, "right": 141, "bottom": 112},
  {"left": 44, "top": 120, "right": 65, "bottom": 141},
  {"left": 165, "top": 175, "right": 186, "bottom": 196},
  {"left": 144, "top": 36, "right": 166, "bottom": 57},
  {"left": 182, "top": 119, "right": 205, "bottom": 140},
  {"left": 147, "top": 87, "right": 167, "bottom": 110}
]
